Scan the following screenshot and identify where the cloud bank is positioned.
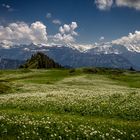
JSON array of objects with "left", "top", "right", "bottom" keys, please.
[
  {"left": 116, "top": 0, "right": 140, "bottom": 10},
  {"left": 0, "top": 21, "right": 78, "bottom": 49},
  {"left": 95, "top": 0, "right": 140, "bottom": 10},
  {"left": 112, "top": 30, "right": 140, "bottom": 52},
  {"left": 1, "top": 20, "right": 140, "bottom": 53},
  {"left": 0, "top": 21, "right": 48, "bottom": 48}
]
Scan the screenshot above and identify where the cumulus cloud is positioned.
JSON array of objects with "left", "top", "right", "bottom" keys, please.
[
  {"left": 95, "top": 0, "right": 140, "bottom": 11},
  {"left": 52, "top": 19, "right": 61, "bottom": 25},
  {"left": 0, "top": 21, "right": 48, "bottom": 48},
  {"left": 116, "top": 0, "right": 140, "bottom": 10},
  {"left": 54, "top": 22, "right": 78, "bottom": 44},
  {"left": 95, "top": 0, "right": 113, "bottom": 10},
  {"left": 71, "top": 22, "right": 78, "bottom": 30},
  {"left": 112, "top": 30, "right": 140, "bottom": 52},
  {"left": 46, "top": 13, "right": 52, "bottom": 19},
  {"left": 54, "top": 33, "right": 75, "bottom": 43}
]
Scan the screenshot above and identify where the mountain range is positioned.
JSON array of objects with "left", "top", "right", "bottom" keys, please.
[
  {"left": 0, "top": 43, "right": 140, "bottom": 70},
  {"left": 0, "top": 57, "right": 24, "bottom": 69}
]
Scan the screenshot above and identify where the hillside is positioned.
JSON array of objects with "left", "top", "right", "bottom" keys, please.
[{"left": 20, "top": 52, "right": 62, "bottom": 69}]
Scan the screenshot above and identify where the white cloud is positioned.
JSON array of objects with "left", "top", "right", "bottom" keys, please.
[
  {"left": 24, "top": 48, "right": 30, "bottom": 51},
  {"left": 73, "top": 31, "right": 140, "bottom": 53},
  {"left": 54, "top": 33, "right": 75, "bottom": 43},
  {"left": 59, "top": 26, "right": 65, "bottom": 34},
  {"left": 52, "top": 19, "right": 61, "bottom": 25},
  {"left": 46, "top": 13, "right": 52, "bottom": 19},
  {"left": 71, "top": 43, "right": 96, "bottom": 52},
  {"left": 95, "top": 0, "right": 140, "bottom": 11},
  {"left": 2, "top": 3, "right": 14, "bottom": 12},
  {"left": 116, "top": 0, "right": 140, "bottom": 10},
  {"left": 99, "top": 36, "right": 105, "bottom": 41},
  {"left": 0, "top": 21, "right": 48, "bottom": 48},
  {"left": 2, "top": 4, "right": 10, "bottom": 9},
  {"left": 95, "top": 0, "right": 113, "bottom": 10},
  {"left": 112, "top": 30, "right": 140, "bottom": 52},
  {"left": 71, "top": 22, "right": 78, "bottom": 30},
  {"left": 54, "top": 22, "right": 78, "bottom": 44},
  {"left": 30, "top": 21, "right": 48, "bottom": 46},
  {"left": 63, "top": 24, "right": 71, "bottom": 32}
]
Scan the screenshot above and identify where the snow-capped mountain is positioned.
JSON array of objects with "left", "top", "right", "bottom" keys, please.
[
  {"left": 70, "top": 42, "right": 140, "bottom": 54},
  {"left": 0, "top": 43, "right": 138, "bottom": 69}
]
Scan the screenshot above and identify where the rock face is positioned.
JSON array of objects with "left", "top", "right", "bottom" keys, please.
[{"left": 19, "top": 52, "right": 62, "bottom": 69}]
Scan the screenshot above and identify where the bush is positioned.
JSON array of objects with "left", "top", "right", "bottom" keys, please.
[
  {"left": 83, "top": 68, "right": 98, "bottom": 74},
  {"left": 69, "top": 69, "right": 76, "bottom": 74}
]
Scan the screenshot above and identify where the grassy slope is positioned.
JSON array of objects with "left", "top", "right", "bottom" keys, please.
[{"left": 0, "top": 68, "right": 140, "bottom": 139}]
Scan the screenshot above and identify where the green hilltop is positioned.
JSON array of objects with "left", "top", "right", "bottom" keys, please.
[{"left": 19, "top": 52, "right": 62, "bottom": 69}]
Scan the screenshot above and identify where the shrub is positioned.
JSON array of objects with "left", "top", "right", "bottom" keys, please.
[{"left": 69, "top": 69, "right": 76, "bottom": 74}]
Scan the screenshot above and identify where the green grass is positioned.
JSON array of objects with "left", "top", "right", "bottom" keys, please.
[
  {"left": 23, "top": 69, "right": 82, "bottom": 84},
  {"left": 0, "top": 68, "right": 140, "bottom": 139},
  {"left": 1, "top": 68, "right": 140, "bottom": 88},
  {"left": 108, "top": 72, "right": 140, "bottom": 88},
  {"left": 0, "top": 83, "right": 11, "bottom": 94},
  {"left": 0, "top": 69, "right": 83, "bottom": 84},
  {"left": 83, "top": 67, "right": 140, "bottom": 88},
  {"left": 0, "top": 109, "right": 140, "bottom": 140}
]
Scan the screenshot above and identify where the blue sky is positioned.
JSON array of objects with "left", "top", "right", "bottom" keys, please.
[{"left": 0, "top": 0, "right": 140, "bottom": 45}]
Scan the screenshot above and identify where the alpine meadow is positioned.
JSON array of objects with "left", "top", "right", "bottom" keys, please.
[
  {"left": 0, "top": 68, "right": 140, "bottom": 139},
  {"left": 0, "top": 0, "right": 140, "bottom": 140}
]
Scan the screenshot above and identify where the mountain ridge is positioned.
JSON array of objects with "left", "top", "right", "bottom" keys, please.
[
  {"left": 0, "top": 44, "right": 139, "bottom": 69},
  {"left": 0, "top": 57, "right": 25, "bottom": 69}
]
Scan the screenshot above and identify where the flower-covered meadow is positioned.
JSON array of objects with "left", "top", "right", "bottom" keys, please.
[{"left": 0, "top": 69, "right": 140, "bottom": 139}]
